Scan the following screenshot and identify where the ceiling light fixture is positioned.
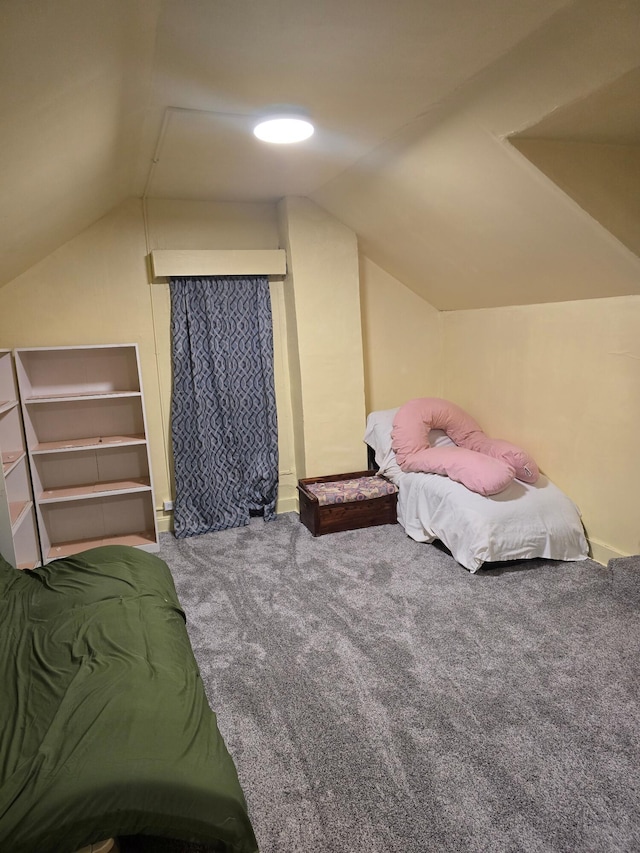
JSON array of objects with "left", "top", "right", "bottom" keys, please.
[{"left": 253, "top": 109, "right": 314, "bottom": 144}]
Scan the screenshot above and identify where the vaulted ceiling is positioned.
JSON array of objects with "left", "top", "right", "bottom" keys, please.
[{"left": 1, "top": 0, "right": 639, "bottom": 308}]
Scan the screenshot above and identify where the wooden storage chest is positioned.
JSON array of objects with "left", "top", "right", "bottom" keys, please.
[{"left": 297, "top": 470, "right": 398, "bottom": 537}]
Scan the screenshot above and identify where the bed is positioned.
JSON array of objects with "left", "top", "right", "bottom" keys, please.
[
  {"left": 0, "top": 545, "right": 258, "bottom": 853},
  {"left": 365, "top": 408, "right": 589, "bottom": 572}
]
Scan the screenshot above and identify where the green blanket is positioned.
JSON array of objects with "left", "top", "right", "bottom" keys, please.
[{"left": 0, "top": 546, "right": 258, "bottom": 853}]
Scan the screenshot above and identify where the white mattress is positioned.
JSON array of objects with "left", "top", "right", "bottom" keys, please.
[{"left": 365, "top": 409, "right": 589, "bottom": 573}]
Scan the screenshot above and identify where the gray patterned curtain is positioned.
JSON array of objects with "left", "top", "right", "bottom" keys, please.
[{"left": 169, "top": 276, "right": 278, "bottom": 538}]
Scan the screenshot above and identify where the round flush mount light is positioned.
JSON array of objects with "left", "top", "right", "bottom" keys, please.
[{"left": 253, "top": 110, "right": 314, "bottom": 144}]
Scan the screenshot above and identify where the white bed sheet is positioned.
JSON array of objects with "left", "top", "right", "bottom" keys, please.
[{"left": 364, "top": 408, "right": 589, "bottom": 573}]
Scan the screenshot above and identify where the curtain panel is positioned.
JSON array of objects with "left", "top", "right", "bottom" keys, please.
[{"left": 170, "top": 276, "right": 278, "bottom": 537}]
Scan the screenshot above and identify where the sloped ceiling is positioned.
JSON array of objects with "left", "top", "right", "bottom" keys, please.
[
  {"left": 0, "top": 0, "right": 159, "bottom": 289},
  {"left": 510, "top": 67, "right": 640, "bottom": 260},
  {"left": 312, "top": 0, "right": 640, "bottom": 309},
  {"left": 1, "top": 0, "right": 639, "bottom": 308}
]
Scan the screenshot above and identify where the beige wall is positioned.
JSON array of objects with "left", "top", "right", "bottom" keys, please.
[
  {"left": 0, "top": 198, "right": 300, "bottom": 530},
  {"left": 440, "top": 296, "right": 640, "bottom": 563},
  {"left": 359, "top": 256, "right": 443, "bottom": 412},
  {"left": 0, "top": 196, "right": 172, "bottom": 520},
  {"left": 359, "top": 261, "right": 640, "bottom": 562},
  {"left": 2, "top": 193, "right": 637, "bottom": 562},
  {"left": 146, "top": 199, "right": 281, "bottom": 250},
  {"left": 278, "top": 197, "right": 367, "bottom": 478},
  {"left": 0, "top": 195, "right": 368, "bottom": 532}
]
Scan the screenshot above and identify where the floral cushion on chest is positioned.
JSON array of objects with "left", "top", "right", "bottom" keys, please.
[{"left": 306, "top": 476, "right": 398, "bottom": 506}]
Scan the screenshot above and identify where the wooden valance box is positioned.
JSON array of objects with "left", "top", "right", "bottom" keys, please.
[{"left": 297, "top": 470, "right": 398, "bottom": 537}]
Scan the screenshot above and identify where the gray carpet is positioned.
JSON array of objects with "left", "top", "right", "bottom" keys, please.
[{"left": 158, "top": 514, "right": 640, "bottom": 853}]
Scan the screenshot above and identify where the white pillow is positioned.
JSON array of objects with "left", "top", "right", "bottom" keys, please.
[
  {"left": 428, "top": 428, "right": 456, "bottom": 449},
  {"left": 364, "top": 409, "right": 456, "bottom": 483},
  {"left": 364, "top": 408, "right": 399, "bottom": 460}
]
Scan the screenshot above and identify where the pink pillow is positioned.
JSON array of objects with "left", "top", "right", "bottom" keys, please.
[
  {"left": 391, "top": 397, "right": 539, "bottom": 495},
  {"left": 467, "top": 437, "right": 539, "bottom": 484},
  {"left": 399, "top": 445, "right": 515, "bottom": 496}
]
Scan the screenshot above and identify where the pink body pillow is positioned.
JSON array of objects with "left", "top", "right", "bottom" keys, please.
[{"left": 391, "top": 398, "right": 539, "bottom": 496}]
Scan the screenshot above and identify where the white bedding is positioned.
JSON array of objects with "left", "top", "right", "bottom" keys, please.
[{"left": 364, "top": 408, "right": 589, "bottom": 572}]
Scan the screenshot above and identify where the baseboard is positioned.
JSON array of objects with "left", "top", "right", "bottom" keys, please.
[
  {"left": 157, "top": 512, "right": 173, "bottom": 534},
  {"left": 588, "top": 538, "right": 627, "bottom": 566},
  {"left": 276, "top": 495, "right": 298, "bottom": 515}
]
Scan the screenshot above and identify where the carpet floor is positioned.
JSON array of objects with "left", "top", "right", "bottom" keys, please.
[{"left": 158, "top": 514, "right": 640, "bottom": 853}]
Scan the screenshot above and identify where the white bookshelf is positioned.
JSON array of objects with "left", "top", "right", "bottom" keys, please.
[
  {"left": 0, "top": 350, "right": 41, "bottom": 569},
  {"left": 15, "top": 344, "right": 159, "bottom": 564}
]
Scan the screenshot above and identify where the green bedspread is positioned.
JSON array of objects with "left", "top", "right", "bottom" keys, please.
[{"left": 0, "top": 546, "right": 258, "bottom": 853}]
